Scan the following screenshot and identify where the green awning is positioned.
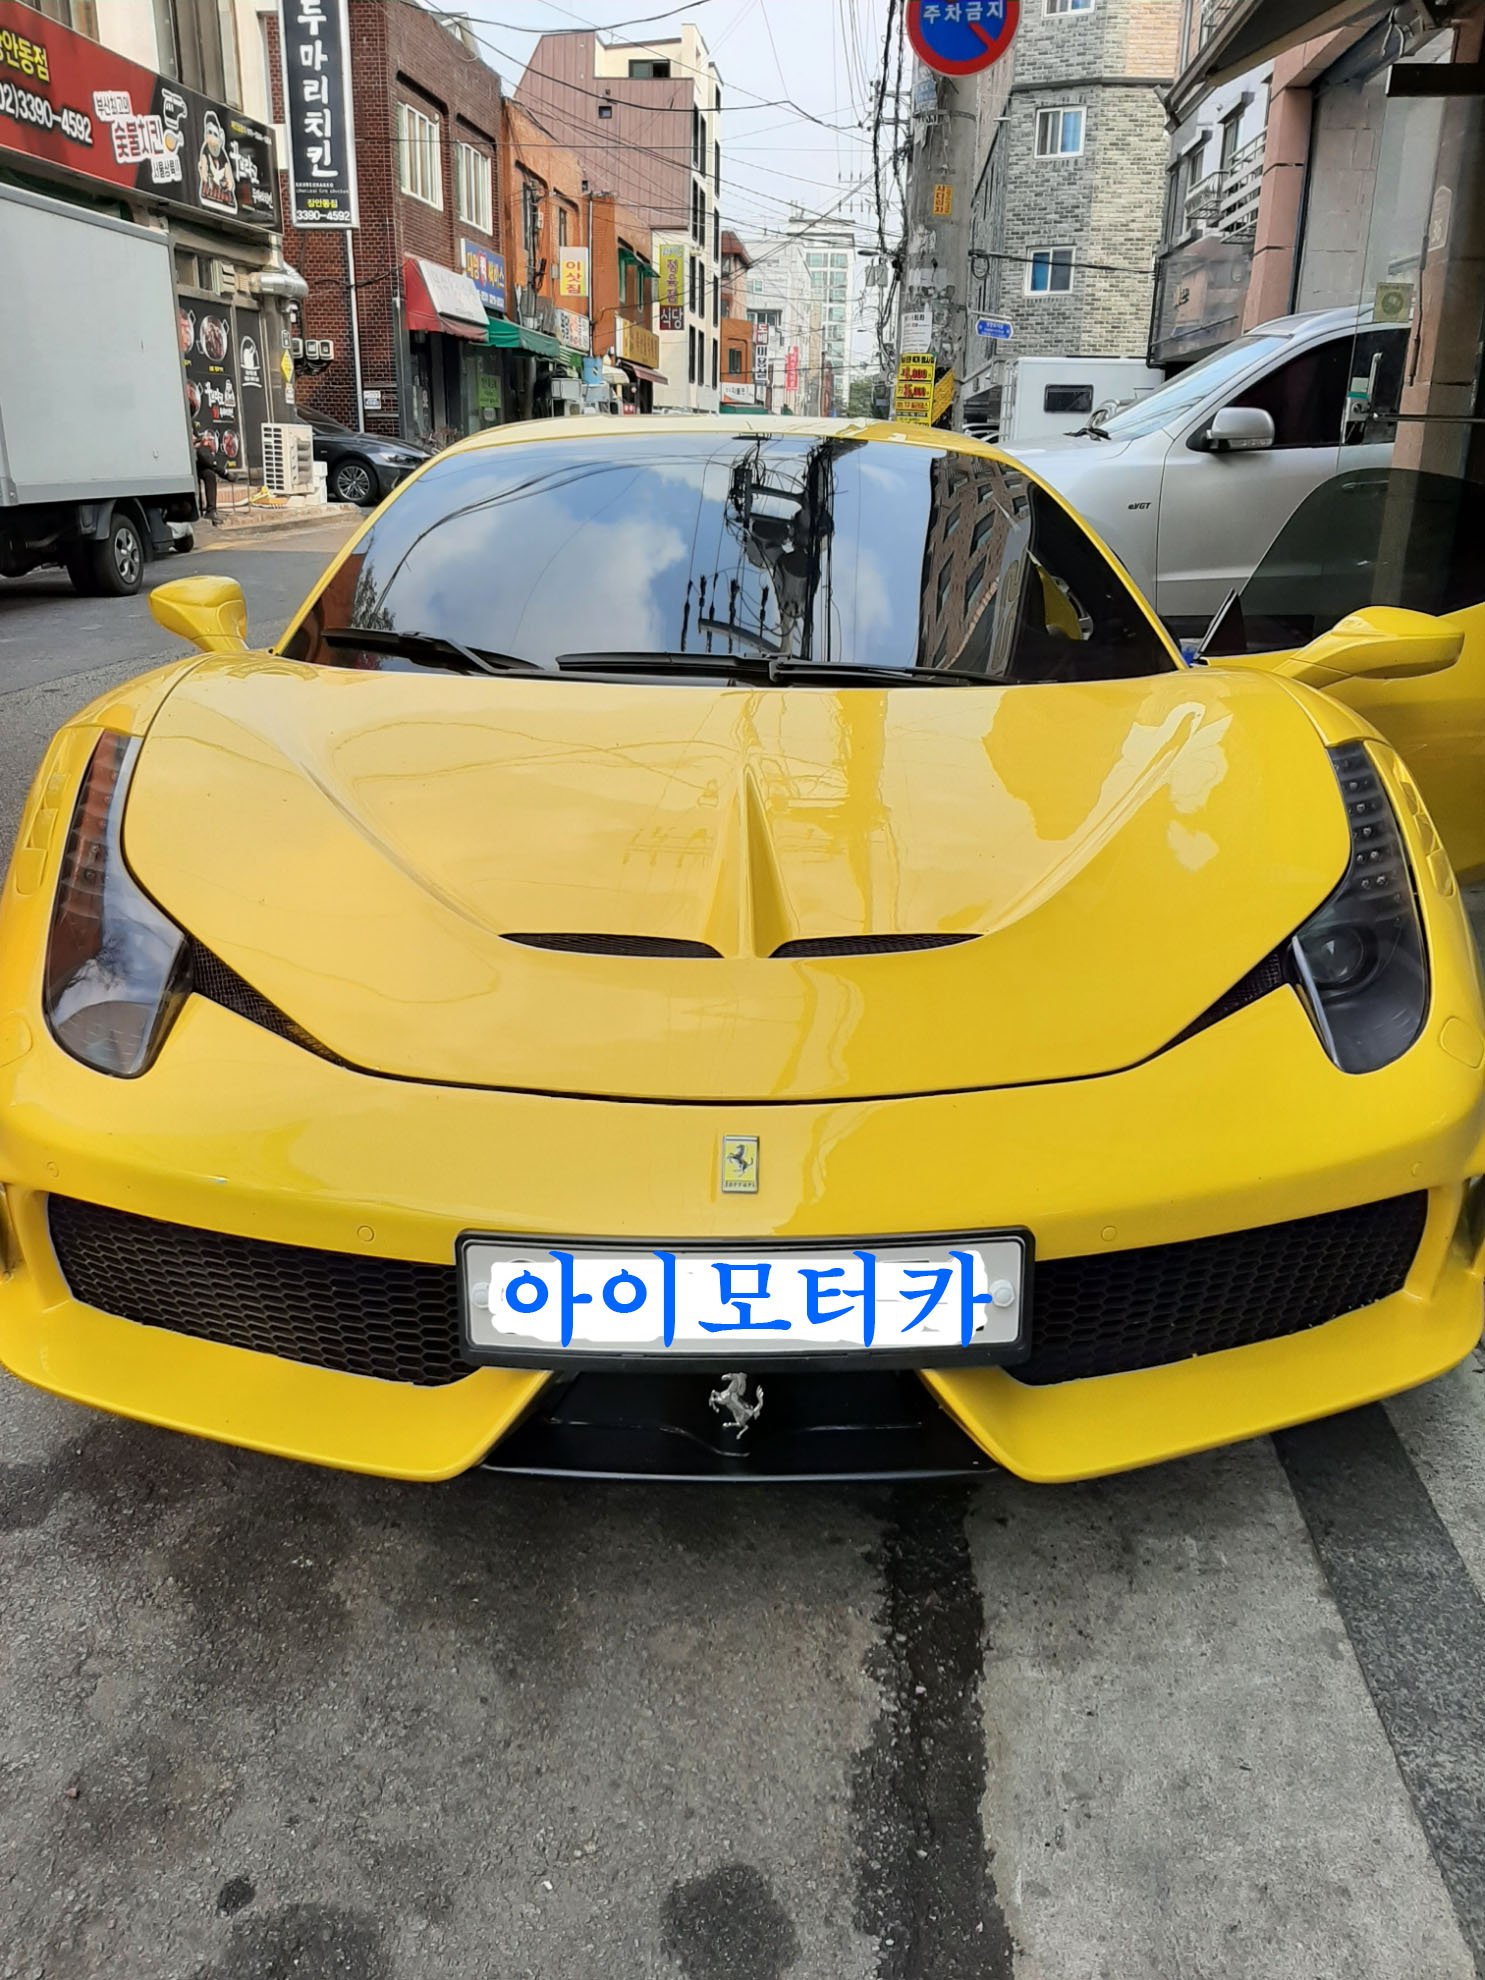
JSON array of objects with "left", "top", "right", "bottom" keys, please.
[
  {"left": 618, "top": 245, "right": 658, "bottom": 280},
  {"left": 485, "top": 317, "right": 563, "bottom": 359}
]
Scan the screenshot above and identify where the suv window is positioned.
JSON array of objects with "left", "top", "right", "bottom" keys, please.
[
  {"left": 1230, "top": 335, "right": 1353, "bottom": 448},
  {"left": 283, "top": 434, "right": 1173, "bottom": 685}
]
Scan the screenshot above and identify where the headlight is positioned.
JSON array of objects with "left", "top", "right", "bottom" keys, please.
[
  {"left": 43, "top": 733, "right": 188, "bottom": 1077},
  {"left": 1291, "top": 742, "right": 1428, "bottom": 1073}
]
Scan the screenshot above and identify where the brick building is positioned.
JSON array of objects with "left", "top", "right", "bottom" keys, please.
[
  {"left": 961, "top": 0, "right": 1181, "bottom": 422},
  {"left": 248, "top": 0, "right": 508, "bottom": 443},
  {"left": 588, "top": 193, "right": 661, "bottom": 408}
]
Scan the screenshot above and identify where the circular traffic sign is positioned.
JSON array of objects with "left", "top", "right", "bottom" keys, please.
[{"left": 906, "top": 0, "right": 1020, "bottom": 75}]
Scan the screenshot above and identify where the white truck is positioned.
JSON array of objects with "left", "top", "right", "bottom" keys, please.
[
  {"left": 968, "top": 356, "right": 1161, "bottom": 447},
  {"left": 0, "top": 182, "right": 197, "bottom": 596}
]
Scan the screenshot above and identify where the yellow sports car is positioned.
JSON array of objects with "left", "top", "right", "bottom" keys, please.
[{"left": 0, "top": 421, "right": 1481, "bottom": 1482}]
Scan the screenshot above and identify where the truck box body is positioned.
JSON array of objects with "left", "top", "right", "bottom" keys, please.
[
  {"left": 989, "top": 357, "right": 1163, "bottom": 448},
  {"left": 0, "top": 183, "right": 193, "bottom": 507}
]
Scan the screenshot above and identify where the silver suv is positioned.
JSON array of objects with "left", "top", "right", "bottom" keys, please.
[{"left": 1006, "top": 308, "right": 1408, "bottom": 632}]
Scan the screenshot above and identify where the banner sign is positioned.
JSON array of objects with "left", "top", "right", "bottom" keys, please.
[
  {"left": 461, "top": 238, "right": 506, "bottom": 312},
  {"left": 618, "top": 317, "right": 660, "bottom": 369},
  {"left": 657, "top": 243, "right": 684, "bottom": 309},
  {"left": 0, "top": 0, "right": 277, "bottom": 231},
  {"left": 658, "top": 304, "right": 684, "bottom": 332},
  {"left": 893, "top": 351, "right": 934, "bottom": 423},
  {"left": 556, "top": 247, "right": 589, "bottom": 301},
  {"left": 556, "top": 306, "right": 591, "bottom": 353},
  {"left": 278, "top": 0, "right": 358, "bottom": 227},
  {"left": 179, "top": 294, "right": 242, "bottom": 470}
]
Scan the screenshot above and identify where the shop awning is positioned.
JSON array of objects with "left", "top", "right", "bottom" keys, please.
[
  {"left": 618, "top": 244, "right": 658, "bottom": 281},
  {"left": 619, "top": 359, "right": 668, "bottom": 385},
  {"left": 402, "top": 257, "right": 488, "bottom": 341},
  {"left": 485, "top": 316, "right": 565, "bottom": 360},
  {"left": 1168, "top": 0, "right": 1387, "bottom": 115}
]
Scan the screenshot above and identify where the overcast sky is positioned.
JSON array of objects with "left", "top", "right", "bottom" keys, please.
[{"left": 455, "top": 1, "right": 895, "bottom": 258}]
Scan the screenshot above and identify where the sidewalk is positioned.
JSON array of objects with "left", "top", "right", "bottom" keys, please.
[{"left": 208, "top": 492, "right": 362, "bottom": 540}]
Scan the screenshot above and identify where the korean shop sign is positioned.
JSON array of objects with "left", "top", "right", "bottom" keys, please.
[
  {"left": 907, "top": 1, "right": 1019, "bottom": 76},
  {"left": 461, "top": 238, "right": 506, "bottom": 312},
  {"left": 556, "top": 247, "right": 589, "bottom": 301},
  {"left": 893, "top": 351, "right": 934, "bottom": 423},
  {"left": 0, "top": 0, "right": 276, "bottom": 230},
  {"left": 657, "top": 243, "right": 684, "bottom": 308},
  {"left": 278, "top": 0, "right": 358, "bottom": 227}
]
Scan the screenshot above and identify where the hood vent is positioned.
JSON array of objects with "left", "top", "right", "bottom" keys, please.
[
  {"left": 772, "top": 933, "right": 978, "bottom": 960},
  {"left": 504, "top": 932, "right": 722, "bottom": 959}
]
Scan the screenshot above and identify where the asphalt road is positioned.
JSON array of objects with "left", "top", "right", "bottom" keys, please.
[{"left": 2, "top": 528, "right": 1485, "bottom": 1979}]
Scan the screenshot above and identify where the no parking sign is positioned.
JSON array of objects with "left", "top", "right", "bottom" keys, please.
[{"left": 907, "top": 0, "right": 1019, "bottom": 75}]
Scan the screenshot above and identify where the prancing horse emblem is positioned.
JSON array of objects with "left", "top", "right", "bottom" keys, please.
[
  {"left": 710, "top": 1371, "right": 764, "bottom": 1434},
  {"left": 720, "top": 1134, "right": 759, "bottom": 1194}
]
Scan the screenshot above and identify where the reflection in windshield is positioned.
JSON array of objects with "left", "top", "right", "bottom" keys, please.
[
  {"left": 1097, "top": 333, "right": 1290, "bottom": 440},
  {"left": 283, "top": 432, "right": 1171, "bottom": 685}
]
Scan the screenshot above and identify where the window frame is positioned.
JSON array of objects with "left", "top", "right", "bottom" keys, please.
[
  {"left": 1034, "top": 106, "right": 1086, "bottom": 159},
  {"left": 1044, "top": 0, "right": 1095, "bottom": 12},
  {"left": 455, "top": 139, "right": 492, "bottom": 233},
  {"left": 398, "top": 100, "right": 443, "bottom": 210},
  {"left": 1025, "top": 246, "right": 1075, "bottom": 295}
]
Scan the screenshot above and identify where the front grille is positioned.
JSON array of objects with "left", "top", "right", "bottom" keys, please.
[
  {"left": 504, "top": 933, "right": 721, "bottom": 959},
  {"left": 772, "top": 933, "right": 977, "bottom": 959},
  {"left": 48, "top": 1196, "right": 467, "bottom": 1387},
  {"left": 1019, "top": 1192, "right": 1427, "bottom": 1385},
  {"left": 47, "top": 1190, "right": 1429, "bottom": 1399}
]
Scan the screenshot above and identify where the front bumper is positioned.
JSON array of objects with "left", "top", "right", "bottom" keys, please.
[{"left": 2, "top": 981, "right": 1483, "bottom": 1483}]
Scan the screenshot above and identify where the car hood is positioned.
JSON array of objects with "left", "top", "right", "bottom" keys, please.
[
  {"left": 124, "top": 661, "right": 1347, "bottom": 1101},
  {"left": 1004, "top": 432, "right": 1140, "bottom": 467}
]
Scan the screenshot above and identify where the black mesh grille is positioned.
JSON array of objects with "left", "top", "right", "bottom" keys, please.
[
  {"left": 1173, "top": 943, "right": 1296, "bottom": 1047},
  {"left": 504, "top": 933, "right": 721, "bottom": 959},
  {"left": 772, "top": 933, "right": 978, "bottom": 959},
  {"left": 1018, "top": 1192, "right": 1427, "bottom": 1386},
  {"left": 188, "top": 941, "right": 348, "bottom": 1065},
  {"left": 47, "top": 1191, "right": 1428, "bottom": 1397},
  {"left": 48, "top": 1196, "right": 467, "bottom": 1387}
]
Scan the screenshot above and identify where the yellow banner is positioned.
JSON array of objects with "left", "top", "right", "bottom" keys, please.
[
  {"left": 931, "top": 368, "right": 955, "bottom": 424},
  {"left": 893, "top": 350, "right": 934, "bottom": 423},
  {"left": 618, "top": 317, "right": 660, "bottom": 369},
  {"left": 657, "top": 243, "right": 684, "bottom": 308},
  {"left": 556, "top": 249, "right": 589, "bottom": 300}
]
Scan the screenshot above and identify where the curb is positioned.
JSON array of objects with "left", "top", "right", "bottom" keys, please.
[{"left": 209, "top": 501, "right": 363, "bottom": 541}]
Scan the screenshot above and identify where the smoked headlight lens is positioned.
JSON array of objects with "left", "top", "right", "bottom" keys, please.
[
  {"left": 43, "top": 733, "right": 188, "bottom": 1077},
  {"left": 1292, "top": 741, "right": 1428, "bottom": 1074}
]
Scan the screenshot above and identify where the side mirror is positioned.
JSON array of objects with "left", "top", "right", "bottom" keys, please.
[
  {"left": 1222, "top": 606, "right": 1462, "bottom": 687},
  {"left": 148, "top": 575, "right": 248, "bottom": 653},
  {"left": 1193, "top": 406, "right": 1275, "bottom": 454}
]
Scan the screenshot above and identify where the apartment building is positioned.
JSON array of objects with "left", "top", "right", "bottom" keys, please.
[
  {"left": 742, "top": 216, "right": 856, "bottom": 416},
  {"left": 961, "top": 0, "right": 1180, "bottom": 422},
  {"left": 514, "top": 24, "right": 721, "bottom": 409}
]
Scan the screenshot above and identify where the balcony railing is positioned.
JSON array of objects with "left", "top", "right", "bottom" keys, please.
[
  {"left": 1197, "top": 0, "right": 1244, "bottom": 49},
  {"left": 1183, "top": 134, "right": 1265, "bottom": 242}
]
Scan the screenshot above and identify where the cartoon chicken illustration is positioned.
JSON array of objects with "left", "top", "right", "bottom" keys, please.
[{"left": 198, "top": 112, "right": 236, "bottom": 210}]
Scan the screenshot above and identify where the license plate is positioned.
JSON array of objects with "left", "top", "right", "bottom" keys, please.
[{"left": 457, "top": 1232, "right": 1030, "bottom": 1366}]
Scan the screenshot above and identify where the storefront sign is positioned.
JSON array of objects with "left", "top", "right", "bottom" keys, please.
[
  {"left": 784, "top": 347, "right": 800, "bottom": 393},
  {"left": 556, "top": 248, "right": 589, "bottom": 301},
  {"left": 237, "top": 322, "right": 268, "bottom": 475},
  {"left": 179, "top": 294, "right": 242, "bottom": 469},
  {"left": 460, "top": 238, "right": 506, "bottom": 312},
  {"left": 893, "top": 351, "right": 934, "bottom": 423},
  {"left": 618, "top": 317, "right": 660, "bottom": 369},
  {"left": 278, "top": 0, "right": 357, "bottom": 227},
  {"left": 658, "top": 305, "right": 684, "bottom": 332},
  {"left": 556, "top": 307, "right": 591, "bottom": 353},
  {"left": 931, "top": 367, "right": 955, "bottom": 424},
  {"left": 0, "top": 0, "right": 277, "bottom": 231},
  {"left": 657, "top": 243, "right": 684, "bottom": 309}
]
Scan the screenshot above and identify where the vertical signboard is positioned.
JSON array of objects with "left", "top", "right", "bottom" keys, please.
[
  {"left": 892, "top": 351, "right": 934, "bottom": 423},
  {"left": 236, "top": 319, "right": 268, "bottom": 475},
  {"left": 179, "top": 295, "right": 242, "bottom": 470},
  {"left": 278, "top": 0, "right": 358, "bottom": 227},
  {"left": 555, "top": 247, "right": 589, "bottom": 301}
]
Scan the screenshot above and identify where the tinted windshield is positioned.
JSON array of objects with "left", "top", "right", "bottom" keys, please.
[
  {"left": 1098, "top": 334, "right": 1291, "bottom": 440},
  {"left": 1233, "top": 468, "right": 1485, "bottom": 650},
  {"left": 284, "top": 432, "right": 1173, "bottom": 684}
]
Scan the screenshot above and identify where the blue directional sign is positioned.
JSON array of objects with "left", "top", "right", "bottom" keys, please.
[{"left": 975, "top": 315, "right": 1014, "bottom": 340}]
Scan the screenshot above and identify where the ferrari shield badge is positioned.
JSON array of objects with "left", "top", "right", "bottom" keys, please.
[{"left": 720, "top": 1135, "right": 759, "bottom": 1194}]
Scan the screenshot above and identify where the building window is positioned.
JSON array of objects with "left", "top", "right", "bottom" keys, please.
[
  {"left": 558, "top": 206, "right": 569, "bottom": 248},
  {"left": 34, "top": 0, "right": 99, "bottom": 36},
  {"left": 728, "top": 345, "right": 742, "bottom": 375},
  {"left": 456, "top": 142, "right": 492, "bottom": 233},
  {"left": 629, "top": 58, "right": 670, "bottom": 78},
  {"left": 712, "top": 274, "right": 719, "bottom": 326},
  {"left": 1026, "top": 246, "right": 1074, "bottom": 293},
  {"left": 152, "top": 0, "right": 237, "bottom": 100},
  {"left": 1045, "top": 0, "right": 1094, "bottom": 11},
  {"left": 711, "top": 339, "right": 718, "bottom": 391},
  {"left": 598, "top": 102, "right": 613, "bottom": 119},
  {"left": 1034, "top": 107, "right": 1085, "bottom": 157},
  {"left": 688, "top": 327, "right": 698, "bottom": 385},
  {"left": 398, "top": 101, "right": 443, "bottom": 209}
]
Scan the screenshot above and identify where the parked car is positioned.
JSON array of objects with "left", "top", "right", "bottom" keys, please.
[
  {"left": 298, "top": 408, "right": 431, "bottom": 506},
  {"left": 1, "top": 420, "right": 1481, "bottom": 1489},
  {"left": 1008, "top": 307, "right": 1409, "bottom": 634}
]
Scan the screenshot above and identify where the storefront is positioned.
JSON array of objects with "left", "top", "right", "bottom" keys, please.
[
  {"left": 616, "top": 317, "right": 666, "bottom": 415},
  {"left": 401, "top": 256, "right": 489, "bottom": 446},
  {"left": 0, "top": 0, "right": 295, "bottom": 488}
]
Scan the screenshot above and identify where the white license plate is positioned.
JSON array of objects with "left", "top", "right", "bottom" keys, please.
[{"left": 458, "top": 1234, "right": 1028, "bottom": 1364}]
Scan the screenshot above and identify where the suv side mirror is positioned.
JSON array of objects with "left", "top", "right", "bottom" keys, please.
[
  {"left": 1222, "top": 606, "right": 1461, "bottom": 687},
  {"left": 1192, "top": 406, "right": 1276, "bottom": 454},
  {"left": 148, "top": 575, "right": 248, "bottom": 653}
]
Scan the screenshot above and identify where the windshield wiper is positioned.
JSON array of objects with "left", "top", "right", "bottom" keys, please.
[
  {"left": 555, "top": 651, "right": 982, "bottom": 686},
  {"left": 1069, "top": 420, "right": 1112, "bottom": 441},
  {"left": 323, "top": 628, "right": 555, "bottom": 675}
]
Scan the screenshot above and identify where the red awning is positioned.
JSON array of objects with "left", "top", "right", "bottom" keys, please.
[
  {"left": 402, "top": 257, "right": 488, "bottom": 341},
  {"left": 619, "top": 359, "right": 668, "bottom": 385}
]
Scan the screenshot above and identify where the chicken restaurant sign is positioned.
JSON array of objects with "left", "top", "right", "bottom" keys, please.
[{"left": 0, "top": 0, "right": 277, "bottom": 232}]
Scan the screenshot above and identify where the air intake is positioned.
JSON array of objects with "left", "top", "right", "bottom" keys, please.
[
  {"left": 772, "top": 933, "right": 978, "bottom": 959},
  {"left": 504, "top": 933, "right": 722, "bottom": 959}
]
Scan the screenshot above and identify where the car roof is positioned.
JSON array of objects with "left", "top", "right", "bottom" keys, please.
[
  {"left": 435, "top": 412, "right": 1009, "bottom": 466},
  {"left": 1243, "top": 304, "right": 1368, "bottom": 340}
]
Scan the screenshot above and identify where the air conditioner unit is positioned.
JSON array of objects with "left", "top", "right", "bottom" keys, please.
[{"left": 262, "top": 422, "right": 315, "bottom": 494}]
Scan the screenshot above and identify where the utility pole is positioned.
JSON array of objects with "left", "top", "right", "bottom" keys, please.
[{"left": 898, "top": 64, "right": 976, "bottom": 428}]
